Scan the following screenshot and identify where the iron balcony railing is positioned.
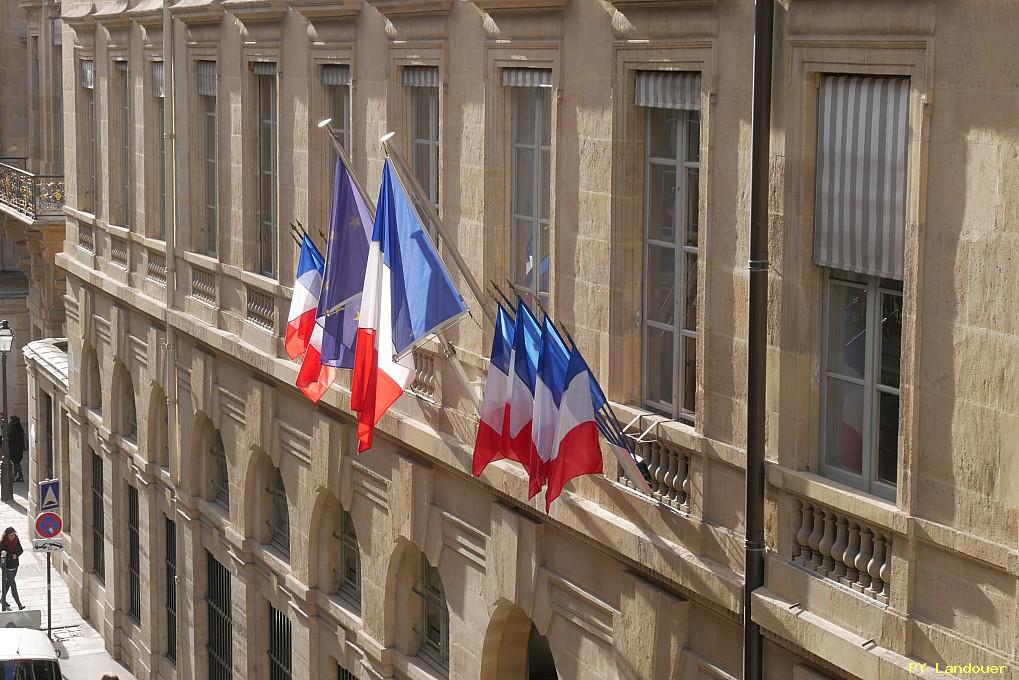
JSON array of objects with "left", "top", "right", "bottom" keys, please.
[{"left": 0, "top": 157, "right": 65, "bottom": 219}]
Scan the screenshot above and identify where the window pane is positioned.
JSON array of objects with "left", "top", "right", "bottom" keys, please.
[
  {"left": 414, "top": 141, "right": 431, "bottom": 191},
  {"left": 513, "top": 88, "right": 536, "bottom": 143},
  {"left": 514, "top": 147, "right": 535, "bottom": 217},
  {"left": 647, "top": 108, "right": 678, "bottom": 159},
  {"left": 645, "top": 245, "right": 675, "bottom": 325},
  {"left": 683, "top": 252, "right": 697, "bottom": 331},
  {"left": 826, "top": 282, "right": 868, "bottom": 380},
  {"left": 681, "top": 335, "right": 696, "bottom": 415},
  {"left": 686, "top": 111, "right": 700, "bottom": 163},
  {"left": 880, "top": 291, "right": 902, "bottom": 388},
  {"left": 538, "top": 221, "right": 550, "bottom": 294},
  {"left": 876, "top": 391, "right": 900, "bottom": 485},
  {"left": 685, "top": 167, "right": 699, "bottom": 246},
  {"left": 824, "top": 378, "right": 864, "bottom": 475},
  {"left": 539, "top": 149, "right": 550, "bottom": 221},
  {"left": 512, "top": 218, "right": 535, "bottom": 289},
  {"left": 646, "top": 163, "right": 677, "bottom": 243},
  {"left": 644, "top": 327, "right": 673, "bottom": 408},
  {"left": 539, "top": 88, "right": 551, "bottom": 147}
]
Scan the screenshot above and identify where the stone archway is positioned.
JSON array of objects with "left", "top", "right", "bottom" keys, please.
[{"left": 481, "top": 601, "right": 559, "bottom": 680}]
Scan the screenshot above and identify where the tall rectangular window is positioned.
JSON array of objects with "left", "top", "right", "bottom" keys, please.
[
  {"left": 268, "top": 603, "right": 293, "bottom": 680},
  {"left": 636, "top": 70, "right": 701, "bottom": 424},
  {"left": 506, "top": 68, "right": 552, "bottom": 306},
  {"left": 91, "top": 450, "right": 104, "bottom": 583},
  {"left": 406, "top": 66, "right": 440, "bottom": 216},
  {"left": 128, "top": 484, "right": 141, "bottom": 622},
  {"left": 270, "top": 468, "right": 289, "bottom": 555},
  {"left": 254, "top": 63, "right": 278, "bottom": 277},
  {"left": 153, "top": 62, "right": 166, "bottom": 239},
  {"left": 419, "top": 560, "right": 449, "bottom": 669},
  {"left": 165, "top": 516, "right": 177, "bottom": 663},
  {"left": 80, "top": 59, "right": 97, "bottom": 214},
  {"left": 198, "top": 61, "right": 218, "bottom": 255},
  {"left": 321, "top": 64, "right": 350, "bottom": 155},
  {"left": 114, "top": 61, "right": 131, "bottom": 226},
  {"left": 43, "top": 392, "right": 54, "bottom": 478},
  {"left": 338, "top": 510, "right": 360, "bottom": 608},
  {"left": 206, "top": 552, "right": 233, "bottom": 680},
  {"left": 814, "top": 75, "right": 908, "bottom": 501}
]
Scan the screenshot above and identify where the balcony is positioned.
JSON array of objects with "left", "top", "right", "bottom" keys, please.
[{"left": 0, "top": 157, "right": 65, "bottom": 222}]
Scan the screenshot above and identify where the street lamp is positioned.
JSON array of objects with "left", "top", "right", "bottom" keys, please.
[{"left": 0, "top": 319, "right": 13, "bottom": 501}]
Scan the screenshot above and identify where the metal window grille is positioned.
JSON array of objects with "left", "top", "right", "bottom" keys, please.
[
  {"left": 115, "top": 61, "right": 131, "bottom": 227},
  {"left": 257, "top": 69, "right": 278, "bottom": 277},
  {"left": 206, "top": 552, "right": 233, "bottom": 680},
  {"left": 410, "top": 84, "right": 439, "bottom": 221},
  {"left": 213, "top": 432, "right": 229, "bottom": 509},
  {"left": 43, "top": 392, "right": 54, "bottom": 478},
  {"left": 820, "top": 272, "right": 902, "bottom": 501},
  {"left": 510, "top": 86, "right": 552, "bottom": 306},
  {"left": 418, "top": 560, "right": 449, "bottom": 669},
  {"left": 338, "top": 510, "right": 360, "bottom": 608},
  {"left": 338, "top": 664, "right": 357, "bottom": 680},
  {"left": 270, "top": 468, "right": 290, "bottom": 554},
  {"left": 91, "top": 450, "right": 104, "bottom": 583},
  {"left": 268, "top": 604, "right": 293, "bottom": 680},
  {"left": 642, "top": 107, "right": 700, "bottom": 424},
  {"left": 128, "top": 485, "right": 141, "bottom": 621},
  {"left": 165, "top": 516, "right": 177, "bottom": 663}
]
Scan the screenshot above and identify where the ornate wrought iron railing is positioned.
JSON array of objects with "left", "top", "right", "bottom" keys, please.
[{"left": 0, "top": 157, "right": 65, "bottom": 219}]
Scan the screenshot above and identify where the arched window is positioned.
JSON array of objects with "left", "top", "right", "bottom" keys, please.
[
  {"left": 119, "top": 369, "right": 137, "bottom": 441},
  {"left": 419, "top": 561, "right": 449, "bottom": 670},
  {"left": 212, "top": 432, "right": 229, "bottom": 509},
  {"left": 526, "top": 625, "right": 557, "bottom": 679},
  {"left": 85, "top": 348, "right": 102, "bottom": 412},
  {"left": 269, "top": 467, "right": 289, "bottom": 555},
  {"left": 150, "top": 389, "right": 169, "bottom": 468},
  {"left": 338, "top": 509, "right": 360, "bottom": 608}
]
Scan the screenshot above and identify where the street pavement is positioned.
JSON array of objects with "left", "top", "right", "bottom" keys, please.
[{"left": 1, "top": 480, "right": 136, "bottom": 680}]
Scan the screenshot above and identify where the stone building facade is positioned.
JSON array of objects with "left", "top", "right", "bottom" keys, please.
[{"left": 8, "top": 0, "right": 1019, "bottom": 679}]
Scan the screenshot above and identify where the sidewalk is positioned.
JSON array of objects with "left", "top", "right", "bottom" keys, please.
[{"left": 1, "top": 480, "right": 135, "bottom": 680}]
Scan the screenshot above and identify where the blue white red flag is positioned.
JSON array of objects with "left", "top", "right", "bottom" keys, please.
[
  {"left": 351, "top": 160, "right": 467, "bottom": 452},
  {"left": 285, "top": 235, "right": 325, "bottom": 360},
  {"left": 318, "top": 155, "right": 374, "bottom": 368},
  {"left": 505, "top": 300, "right": 542, "bottom": 488},
  {"left": 544, "top": 346, "right": 604, "bottom": 511},
  {"left": 530, "top": 316, "right": 570, "bottom": 498},
  {"left": 472, "top": 305, "right": 515, "bottom": 477},
  {"left": 295, "top": 317, "right": 337, "bottom": 403}
]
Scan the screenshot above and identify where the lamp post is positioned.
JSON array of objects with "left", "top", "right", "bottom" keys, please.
[{"left": 0, "top": 320, "right": 13, "bottom": 502}]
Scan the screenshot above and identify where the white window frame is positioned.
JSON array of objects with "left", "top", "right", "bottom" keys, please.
[
  {"left": 81, "top": 61, "right": 97, "bottom": 215},
  {"left": 410, "top": 84, "right": 439, "bottom": 213},
  {"left": 510, "top": 86, "right": 552, "bottom": 306},
  {"left": 256, "top": 69, "right": 278, "bottom": 278},
  {"left": 200, "top": 80, "right": 218, "bottom": 255}
]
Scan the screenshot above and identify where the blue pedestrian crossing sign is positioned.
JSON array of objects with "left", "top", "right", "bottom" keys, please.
[{"left": 39, "top": 478, "right": 60, "bottom": 512}]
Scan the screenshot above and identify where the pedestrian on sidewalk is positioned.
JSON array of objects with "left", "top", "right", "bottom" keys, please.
[
  {"left": 0, "top": 526, "right": 25, "bottom": 611},
  {"left": 7, "top": 415, "right": 25, "bottom": 483}
]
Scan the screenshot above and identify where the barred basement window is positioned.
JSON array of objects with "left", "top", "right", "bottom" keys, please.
[
  {"left": 338, "top": 664, "right": 357, "bottom": 680},
  {"left": 418, "top": 560, "right": 449, "bottom": 670},
  {"left": 338, "top": 510, "right": 360, "bottom": 609},
  {"left": 128, "top": 485, "right": 141, "bottom": 622},
  {"left": 268, "top": 603, "right": 293, "bottom": 680},
  {"left": 165, "top": 516, "right": 177, "bottom": 663},
  {"left": 270, "top": 467, "right": 290, "bottom": 555},
  {"left": 91, "top": 450, "right": 105, "bottom": 583},
  {"left": 206, "top": 552, "right": 233, "bottom": 680}
]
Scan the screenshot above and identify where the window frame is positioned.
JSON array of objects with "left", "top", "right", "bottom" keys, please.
[
  {"left": 410, "top": 83, "right": 439, "bottom": 214},
  {"left": 255, "top": 67, "right": 278, "bottom": 278},
  {"left": 337, "top": 509, "right": 361, "bottom": 609},
  {"left": 417, "top": 560, "right": 449, "bottom": 670},
  {"left": 90, "top": 449, "right": 105, "bottom": 583},
  {"left": 154, "top": 61, "right": 166, "bottom": 240},
  {"left": 268, "top": 603, "right": 293, "bottom": 680},
  {"left": 165, "top": 515, "right": 177, "bottom": 663},
  {"left": 80, "top": 60, "right": 98, "bottom": 215},
  {"left": 269, "top": 467, "right": 290, "bottom": 555},
  {"left": 212, "top": 432, "right": 229, "bottom": 510},
  {"left": 113, "top": 59, "right": 131, "bottom": 228},
  {"left": 199, "top": 64, "right": 218, "bottom": 256},
  {"left": 206, "top": 551, "right": 233, "bottom": 680},
  {"left": 127, "top": 484, "right": 141, "bottom": 622}
]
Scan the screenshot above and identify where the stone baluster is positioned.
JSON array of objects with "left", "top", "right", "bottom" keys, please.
[
  {"left": 842, "top": 522, "right": 860, "bottom": 587},
  {"left": 681, "top": 455, "right": 692, "bottom": 509},
  {"left": 648, "top": 443, "right": 663, "bottom": 496},
  {"left": 878, "top": 536, "right": 891, "bottom": 604},
  {"left": 808, "top": 506, "right": 825, "bottom": 569},
  {"left": 830, "top": 516, "right": 848, "bottom": 578},
  {"left": 818, "top": 512, "right": 836, "bottom": 575},
  {"left": 867, "top": 533, "right": 887, "bottom": 600},
  {"left": 663, "top": 448, "right": 679, "bottom": 504},
  {"left": 794, "top": 502, "right": 812, "bottom": 564},
  {"left": 854, "top": 528, "right": 873, "bottom": 592}
]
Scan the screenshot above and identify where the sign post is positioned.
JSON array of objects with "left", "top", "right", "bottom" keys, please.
[{"left": 34, "top": 506, "right": 62, "bottom": 640}]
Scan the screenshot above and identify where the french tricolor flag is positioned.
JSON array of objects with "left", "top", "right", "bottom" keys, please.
[
  {"left": 472, "top": 305, "right": 515, "bottom": 477},
  {"left": 544, "top": 347, "right": 604, "bottom": 511},
  {"left": 505, "top": 300, "right": 543, "bottom": 490},
  {"left": 530, "top": 316, "right": 570, "bottom": 499},
  {"left": 295, "top": 316, "right": 337, "bottom": 403},
  {"left": 351, "top": 160, "right": 467, "bottom": 452},
  {"left": 285, "top": 235, "right": 325, "bottom": 360}
]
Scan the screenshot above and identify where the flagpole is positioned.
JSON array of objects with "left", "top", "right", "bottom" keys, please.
[
  {"left": 381, "top": 136, "right": 495, "bottom": 325},
  {"left": 317, "top": 124, "right": 482, "bottom": 413}
]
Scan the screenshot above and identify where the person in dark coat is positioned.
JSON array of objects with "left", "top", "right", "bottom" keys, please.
[
  {"left": 7, "top": 415, "right": 25, "bottom": 482},
  {"left": 0, "top": 526, "right": 25, "bottom": 610}
]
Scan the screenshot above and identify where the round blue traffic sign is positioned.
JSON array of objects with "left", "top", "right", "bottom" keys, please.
[{"left": 36, "top": 512, "right": 62, "bottom": 539}]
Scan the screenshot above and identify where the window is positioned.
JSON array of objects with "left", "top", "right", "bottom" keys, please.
[
  {"left": 91, "top": 450, "right": 104, "bottom": 583},
  {"left": 418, "top": 560, "right": 449, "bottom": 669},
  {"left": 206, "top": 552, "right": 233, "bottom": 680},
  {"left": 212, "top": 432, "right": 229, "bottom": 509},
  {"left": 269, "top": 467, "right": 289, "bottom": 555},
  {"left": 86, "top": 349, "right": 102, "bottom": 413},
  {"left": 814, "top": 75, "right": 908, "bottom": 502},
  {"left": 507, "top": 69, "right": 552, "bottom": 306},
  {"left": 255, "top": 63, "right": 278, "bottom": 277},
  {"left": 120, "top": 372, "right": 137, "bottom": 441},
  {"left": 322, "top": 64, "right": 350, "bottom": 156},
  {"left": 268, "top": 604, "right": 293, "bottom": 680},
  {"left": 198, "top": 61, "right": 217, "bottom": 255},
  {"left": 638, "top": 70, "right": 701, "bottom": 423},
  {"left": 338, "top": 665, "right": 356, "bottom": 680},
  {"left": 165, "top": 516, "right": 177, "bottom": 663},
  {"left": 338, "top": 509, "right": 360, "bottom": 608},
  {"left": 114, "top": 61, "right": 131, "bottom": 227},
  {"left": 128, "top": 485, "right": 141, "bottom": 622},
  {"left": 153, "top": 61, "right": 166, "bottom": 239},
  {"left": 406, "top": 66, "right": 440, "bottom": 216},
  {"left": 43, "top": 392, "right": 53, "bottom": 478},
  {"left": 80, "top": 59, "right": 97, "bottom": 214}
]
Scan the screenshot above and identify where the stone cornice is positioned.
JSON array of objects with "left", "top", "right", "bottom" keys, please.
[
  {"left": 169, "top": 0, "right": 225, "bottom": 24},
  {"left": 471, "top": 0, "right": 568, "bottom": 14},
  {"left": 609, "top": 0, "right": 714, "bottom": 9},
  {"left": 222, "top": 0, "right": 288, "bottom": 24},
  {"left": 62, "top": 2, "right": 97, "bottom": 29},
  {"left": 291, "top": 0, "right": 360, "bottom": 20},
  {"left": 365, "top": 0, "right": 451, "bottom": 18}
]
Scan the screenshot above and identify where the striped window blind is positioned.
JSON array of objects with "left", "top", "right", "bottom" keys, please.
[
  {"left": 252, "top": 61, "right": 277, "bottom": 76},
  {"left": 152, "top": 61, "right": 165, "bottom": 98},
  {"left": 197, "top": 61, "right": 216, "bottom": 97},
  {"left": 321, "top": 64, "right": 350, "bottom": 86},
  {"left": 502, "top": 67, "right": 552, "bottom": 88},
  {"left": 814, "top": 75, "right": 909, "bottom": 281},
  {"left": 403, "top": 65, "right": 439, "bottom": 88},
  {"left": 634, "top": 70, "right": 700, "bottom": 111}
]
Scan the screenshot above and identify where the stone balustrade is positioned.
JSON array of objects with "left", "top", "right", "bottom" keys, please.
[
  {"left": 793, "top": 499, "right": 892, "bottom": 605},
  {"left": 110, "top": 237, "right": 128, "bottom": 267},
  {"left": 246, "top": 286, "right": 276, "bottom": 329},
  {"left": 409, "top": 348, "right": 437, "bottom": 402},
  {"left": 620, "top": 439, "right": 691, "bottom": 511},
  {"left": 147, "top": 251, "right": 167, "bottom": 284},
  {"left": 190, "top": 265, "right": 217, "bottom": 305}
]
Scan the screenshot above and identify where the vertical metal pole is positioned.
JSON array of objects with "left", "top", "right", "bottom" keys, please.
[
  {"left": 1, "top": 349, "right": 9, "bottom": 502},
  {"left": 47, "top": 552, "right": 52, "bottom": 639},
  {"left": 744, "top": 1, "right": 774, "bottom": 680}
]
